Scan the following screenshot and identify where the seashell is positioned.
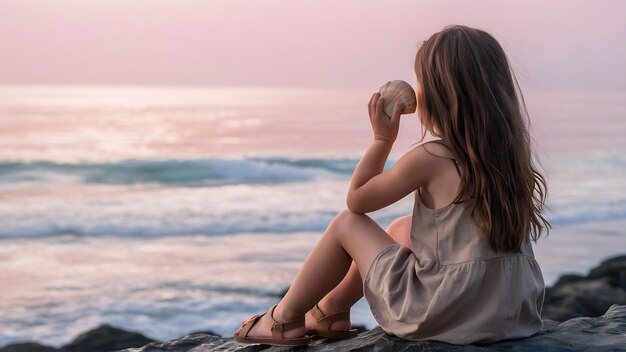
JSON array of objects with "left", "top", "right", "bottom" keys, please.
[{"left": 378, "top": 80, "right": 417, "bottom": 118}]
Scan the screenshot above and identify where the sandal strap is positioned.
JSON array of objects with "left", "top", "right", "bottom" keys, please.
[
  {"left": 237, "top": 314, "right": 262, "bottom": 338},
  {"left": 309, "top": 303, "right": 350, "bottom": 331},
  {"left": 309, "top": 303, "right": 325, "bottom": 322},
  {"left": 268, "top": 304, "right": 305, "bottom": 339}
]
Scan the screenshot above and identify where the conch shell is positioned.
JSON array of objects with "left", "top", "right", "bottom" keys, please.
[{"left": 378, "top": 80, "right": 417, "bottom": 118}]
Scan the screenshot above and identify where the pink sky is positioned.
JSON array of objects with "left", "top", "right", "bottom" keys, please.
[{"left": 0, "top": 0, "right": 624, "bottom": 91}]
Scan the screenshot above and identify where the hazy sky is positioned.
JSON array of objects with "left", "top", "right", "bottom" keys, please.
[{"left": 1, "top": 0, "right": 624, "bottom": 91}]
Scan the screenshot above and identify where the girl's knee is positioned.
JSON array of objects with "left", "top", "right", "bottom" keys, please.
[
  {"left": 386, "top": 215, "right": 413, "bottom": 248},
  {"left": 331, "top": 209, "right": 368, "bottom": 234}
]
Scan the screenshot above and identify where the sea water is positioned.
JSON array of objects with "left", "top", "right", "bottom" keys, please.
[{"left": 0, "top": 84, "right": 625, "bottom": 347}]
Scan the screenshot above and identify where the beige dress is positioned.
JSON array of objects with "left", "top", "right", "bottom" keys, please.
[{"left": 362, "top": 142, "right": 546, "bottom": 345}]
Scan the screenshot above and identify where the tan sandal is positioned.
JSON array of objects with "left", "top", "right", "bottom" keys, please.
[
  {"left": 305, "top": 303, "right": 359, "bottom": 340},
  {"left": 234, "top": 304, "right": 313, "bottom": 346}
]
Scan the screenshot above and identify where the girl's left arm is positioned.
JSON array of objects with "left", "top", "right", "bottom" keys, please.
[{"left": 346, "top": 92, "right": 435, "bottom": 213}]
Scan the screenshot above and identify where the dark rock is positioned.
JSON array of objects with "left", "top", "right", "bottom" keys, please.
[
  {"left": 62, "top": 324, "right": 156, "bottom": 352},
  {"left": 588, "top": 254, "right": 626, "bottom": 290},
  {"left": 117, "top": 304, "right": 626, "bottom": 352},
  {"left": 544, "top": 277, "right": 626, "bottom": 319},
  {"left": 0, "top": 324, "right": 156, "bottom": 352},
  {"left": 118, "top": 333, "right": 227, "bottom": 352},
  {"left": 185, "top": 331, "right": 221, "bottom": 338},
  {"left": 0, "top": 342, "right": 61, "bottom": 352},
  {"left": 551, "top": 273, "right": 585, "bottom": 287},
  {"left": 542, "top": 254, "right": 626, "bottom": 321}
]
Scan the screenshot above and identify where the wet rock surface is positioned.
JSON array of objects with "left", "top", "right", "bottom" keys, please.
[{"left": 118, "top": 305, "right": 626, "bottom": 351}]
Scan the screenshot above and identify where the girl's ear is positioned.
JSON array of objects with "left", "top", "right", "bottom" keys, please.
[
  {"left": 416, "top": 99, "right": 429, "bottom": 128},
  {"left": 415, "top": 84, "right": 427, "bottom": 119},
  {"left": 420, "top": 114, "right": 440, "bottom": 137}
]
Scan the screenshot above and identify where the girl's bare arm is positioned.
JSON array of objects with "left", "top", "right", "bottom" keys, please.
[{"left": 346, "top": 91, "right": 438, "bottom": 213}]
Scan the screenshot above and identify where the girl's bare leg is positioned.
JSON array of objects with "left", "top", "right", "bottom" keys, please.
[
  {"left": 308, "top": 214, "right": 413, "bottom": 331},
  {"left": 235, "top": 209, "right": 403, "bottom": 339}
]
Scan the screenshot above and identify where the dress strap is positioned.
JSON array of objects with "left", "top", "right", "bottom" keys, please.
[{"left": 419, "top": 137, "right": 461, "bottom": 177}]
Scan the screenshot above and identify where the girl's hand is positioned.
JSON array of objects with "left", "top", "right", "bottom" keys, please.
[{"left": 368, "top": 92, "right": 403, "bottom": 143}]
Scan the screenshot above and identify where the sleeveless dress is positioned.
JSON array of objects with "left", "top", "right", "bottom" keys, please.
[{"left": 362, "top": 140, "right": 546, "bottom": 345}]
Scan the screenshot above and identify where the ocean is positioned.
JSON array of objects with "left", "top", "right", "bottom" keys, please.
[{"left": 0, "top": 84, "right": 625, "bottom": 348}]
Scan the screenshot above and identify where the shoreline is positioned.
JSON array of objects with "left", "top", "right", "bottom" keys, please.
[{"left": 2, "top": 251, "right": 625, "bottom": 351}]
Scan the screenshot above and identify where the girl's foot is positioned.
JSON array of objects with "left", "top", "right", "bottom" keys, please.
[
  {"left": 305, "top": 302, "right": 352, "bottom": 333},
  {"left": 235, "top": 304, "right": 306, "bottom": 340}
]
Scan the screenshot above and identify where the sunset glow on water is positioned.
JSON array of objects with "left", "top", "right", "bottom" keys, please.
[{"left": 1, "top": 84, "right": 625, "bottom": 347}]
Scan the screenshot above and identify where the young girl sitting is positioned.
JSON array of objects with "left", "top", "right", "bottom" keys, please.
[{"left": 234, "top": 24, "right": 550, "bottom": 347}]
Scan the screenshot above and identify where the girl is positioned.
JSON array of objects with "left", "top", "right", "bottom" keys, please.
[{"left": 234, "top": 24, "right": 550, "bottom": 346}]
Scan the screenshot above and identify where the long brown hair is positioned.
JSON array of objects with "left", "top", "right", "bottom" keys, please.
[{"left": 413, "top": 24, "right": 550, "bottom": 253}]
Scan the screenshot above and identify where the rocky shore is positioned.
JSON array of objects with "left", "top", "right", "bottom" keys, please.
[
  {"left": 3, "top": 254, "right": 626, "bottom": 352},
  {"left": 0, "top": 325, "right": 155, "bottom": 352},
  {"left": 542, "top": 254, "right": 626, "bottom": 321},
  {"left": 122, "top": 305, "right": 626, "bottom": 352}
]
